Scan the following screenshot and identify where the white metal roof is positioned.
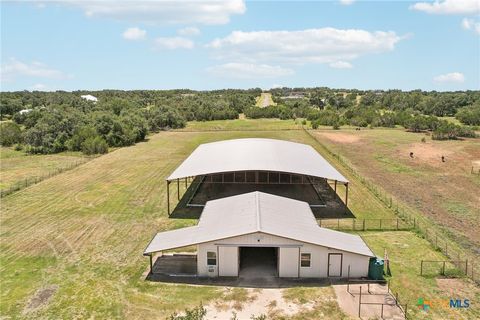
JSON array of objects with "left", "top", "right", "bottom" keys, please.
[
  {"left": 144, "top": 192, "right": 373, "bottom": 257},
  {"left": 167, "top": 138, "right": 348, "bottom": 183}
]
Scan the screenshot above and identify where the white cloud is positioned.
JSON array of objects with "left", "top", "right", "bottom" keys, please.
[
  {"left": 339, "top": 0, "right": 355, "bottom": 5},
  {"left": 65, "top": 0, "right": 246, "bottom": 25},
  {"left": 462, "top": 18, "right": 480, "bottom": 34},
  {"left": 122, "top": 27, "right": 146, "bottom": 40},
  {"left": 207, "top": 63, "right": 294, "bottom": 79},
  {"left": 433, "top": 72, "right": 465, "bottom": 83},
  {"left": 1, "top": 58, "right": 68, "bottom": 82},
  {"left": 329, "top": 61, "right": 353, "bottom": 69},
  {"left": 410, "top": 0, "right": 480, "bottom": 15},
  {"left": 154, "top": 37, "right": 194, "bottom": 50},
  {"left": 177, "top": 27, "right": 201, "bottom": 36},
  {"left": 208, "top": 28, "right": 403, "bottom": 65}
]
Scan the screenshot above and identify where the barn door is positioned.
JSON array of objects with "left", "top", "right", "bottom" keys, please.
[{"left": 328, "top": 253, "right": 343, "bottom": 277}]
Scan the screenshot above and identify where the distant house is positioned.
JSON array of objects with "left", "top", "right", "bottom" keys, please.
[
  {"left": 19, "top": 109, "right": 32, "bottom": 115},
  {"left": 80, "top": 94, "right": 98, "bottom": 103}
]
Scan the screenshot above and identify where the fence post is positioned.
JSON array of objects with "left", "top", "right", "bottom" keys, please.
[
  {"left": 358, "top": 286, "right": 362, "bottom": 317},
  {"left": 465, "top": 260, "right": 468, "bottom": 275},
  {"left": 442, "top": 261, "right": 446, "bottom": 275},
  {"left": 396, "top": 218, "right": 399, "bottom": 230},
  {"left": 337, "top": 219, "right": 340, "bottom": 230},
  {"left": 381, "top": 304, "right": 384, "bottom": 319},
  {"left": 420, "top": 260, "right": 423, "bottom": 275},
  {"left": 413, "top": 218, "right": 416, "bottom": 229},
  {"left": 405, "top": 303, "right": 408, "bottom": 319}
]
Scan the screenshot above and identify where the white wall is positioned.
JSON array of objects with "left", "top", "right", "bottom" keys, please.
[
  {"left": 298, "top": 244, "right": 370, "bottom": 278},
  {"left": 197, "top": 232, "right": 370, "bottom": 278},
  {"left": 279, "top": 247, "right": 299, "bottom": 277},
  {"left": 218, "top": 246, "right": 238, "bottom": 276}
]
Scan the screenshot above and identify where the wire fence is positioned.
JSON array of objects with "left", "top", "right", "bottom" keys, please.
[
  {"left": 304, "top": 128, "right": 480, "bottom": 285},
  {"left": 1, "top": 157, "right": 93, "bottom": 198},
  {"left": 420, "top": 260, "right": 469, "bottom": 278},
  {"left": 319, "top": 218, "right": 414, "bottom": 231}
]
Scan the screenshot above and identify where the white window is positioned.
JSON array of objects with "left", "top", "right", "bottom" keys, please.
[
  {"left": 207, "top": 251, "right": 217, "bottom": 266},
  {"left": 301, "top": 253, "right": 311, "bottom": 267}
]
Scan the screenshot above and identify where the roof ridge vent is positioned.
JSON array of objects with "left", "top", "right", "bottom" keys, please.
[{"left": 255, "top": 192, "right": 261, "bottom": 231}]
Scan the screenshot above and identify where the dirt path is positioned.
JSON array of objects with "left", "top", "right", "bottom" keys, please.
[
  {"left": 256, "top": 93, "right": 275, "bottom": 108},
  {"left": 205, "top": 288, "right": 313, "bottom": 319}
]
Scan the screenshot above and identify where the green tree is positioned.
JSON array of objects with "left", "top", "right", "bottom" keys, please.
[
  {"left": 0, "top": 122, "right": 22, "bottom": 146},
  {"left": 81, "top": 136, "right": 108, "bottom": 155}
]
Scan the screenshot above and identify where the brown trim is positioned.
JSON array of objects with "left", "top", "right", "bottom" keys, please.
[{"left": 328, "top": 253, "right": 343, "bottom": 277}]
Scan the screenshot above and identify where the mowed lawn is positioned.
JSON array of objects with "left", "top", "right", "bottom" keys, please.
[
  {"left": 312, "top": 128, "right": 480, "bottom": 259},
  {"left": 0, "top": 147, "right": 87, "bottom": 192},
  {"left": 179, "top": 118, "right": 302, "bottom": 131},
  {"left": 1, "top": 122, "right": 476, "bottom": 319}
]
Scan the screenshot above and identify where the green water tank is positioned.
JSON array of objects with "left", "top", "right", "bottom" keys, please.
[{"left": 368, "top": 257, "right": 385, "bottom": 280}]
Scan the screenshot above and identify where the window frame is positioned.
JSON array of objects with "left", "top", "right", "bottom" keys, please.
[
  {"left": 207, "top": 251, "right": 217, "bottom": 266},
  {"left": 300, "top": 253, "right": 311, "bottom": 268}
]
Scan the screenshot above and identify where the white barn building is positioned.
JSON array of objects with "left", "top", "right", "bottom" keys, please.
[
  {"left": 80, "top": 94, "right": 98, "bottom": 103},
  {"left": 144, "top": 192, "right": 374, "bottom": 278}
]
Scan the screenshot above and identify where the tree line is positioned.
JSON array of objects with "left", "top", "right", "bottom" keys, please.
[
  {"left": 0, "top": 89, "right": 259, "bottom": 154},
  {"left": 1, "top": 88, "right": 478, "bottom": 154}
]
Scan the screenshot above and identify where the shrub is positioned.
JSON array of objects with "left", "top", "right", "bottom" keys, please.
[
  {"left": 168, "top": 304, "right": 207, "bottom": 320},
  {"left": 81, "top": 136, "right": 108, "bottom": 155}
]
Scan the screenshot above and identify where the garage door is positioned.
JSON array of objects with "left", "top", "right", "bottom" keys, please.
[{"left": 219, "top": 246, "right": 238, "bottom": 276}]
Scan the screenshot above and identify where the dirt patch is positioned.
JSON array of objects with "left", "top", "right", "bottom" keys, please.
[
  {"left": 205, "top": 288, "right": 313, "bottom": 319},
  {"left": 406, "top": 142, "right": 454, "bottom": 163},
  {"left": 23, "top": 285, "right": 58, "bottom": 314},
  {"left": 317, "top": 132, "right": 361, "bottom": 144}
]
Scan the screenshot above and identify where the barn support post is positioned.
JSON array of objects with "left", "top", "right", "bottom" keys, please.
[
  {"left": 185, "top": 177, "right": 187, "bottom": 188},
  {"left": 149, "top": 254, "right": 153, "bottom": 274},
  {"left": 167, "top": 180, "right": 171, "bottom": 216},
  {"left": 344, "top": 182, "right": 349, "bottom": 213},
  {"left": 177, "top": 179, "right": 180, "bottom": 200}
]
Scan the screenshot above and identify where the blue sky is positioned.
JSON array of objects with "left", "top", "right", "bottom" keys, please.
[{"left": 1, "top": 0, "right": 479, "bottom": 91}]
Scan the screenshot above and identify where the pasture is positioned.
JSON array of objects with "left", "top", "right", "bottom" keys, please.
[
  {"left": 312, "top": 128, "right": 480, "bottom": 261},
  {"left": 0, "top": 147, "right": 87, "bottom": 194},
  {"left": 1, "top": 120, "right": 478, "bottom": 319}
]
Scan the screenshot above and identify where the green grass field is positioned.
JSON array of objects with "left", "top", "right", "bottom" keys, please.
[
  {"left": 0, "top": 147, "right": 87, "bottom": 192},
  {"left": 1, "top": 119, "right": 478, "bottom": 319}
]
